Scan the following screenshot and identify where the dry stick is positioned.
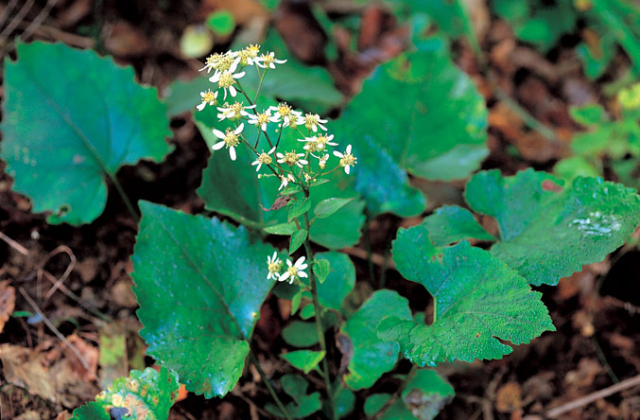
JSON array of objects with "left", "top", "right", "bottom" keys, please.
[
  {"left": 0, "top": 0, "right": 35, "bottom": 42},
  {"left": 42, "top": 245, "right": 76, "bottom": 301},
  {"left": 18, "top": 287, "right": 91, "bottom": 371},
  {"left": 0, "top": 231, "right": 30, "bottom": 256},
  {"left": 546, "top": 374, "right": 640, "bottom": 418}
]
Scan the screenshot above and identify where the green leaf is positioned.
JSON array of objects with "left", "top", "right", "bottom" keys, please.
[
  {"left": 281, "top": 350, "right": 326, "bottom": 374},
  {"left": 420, "top": 205, "right": 494, "bottom": 247},
  {"left": 554, "top": 156, "right": 600, "bottom": 181},
  {"left": 314, "top": 197, "right": 355, "bottom": 219},
  {"left": 288, "top": 199, "right": 311, "bottom": 222},
  {"left": 340, "top": 290, "right": 412, "bottom": 390},
  {"left": 333, "top": 386, "right": 355, "bottom": 419},
  {"left": 206, "top": 10, "right": 235, "bottom": 36},
  {"left": 289, "top": 229, "right": 308, "bottom": 254},
  {"left": 196, "top": 111, "right": 366, "bottom": 249},
  {"left": 282, "top": 321, "right": 319, "bottom": 348},
  {"left": 1, "top": 41, "right": 172, "bottom": 225},
  {"left": 570, "top": 104, "right": 607, "bottom": 126},
  {"left": 163, "top": 77, "right": 210, "bottom": 117},
  {"left": 332, "top": 38, "right": 487, "bottom": 217},
  {"left": 264, "top": 222, "right": 298, "bottom": 235},
  {"left": 381, "top": 226, "right": 554, "bottom": 367},
  {"left": 364, "top": 370, "right": 454, "bottom": 420},
  {"left": 266, "top": 374, "right": 322, "bottom": 419},
  {"left": 131, "top": 202, "right": 275, "bottom": 397},
  {"left": 465, "top": 169, "right": 640, "bottom": 286},
  {"left": 315, "top": 252, "right": 355, "bottom": 311},
  {"left": 71, "top": 367, "right": 179, "bottom": 420},
  {"left": 312, "top": 259, "right": 331, "bottom": 284}
]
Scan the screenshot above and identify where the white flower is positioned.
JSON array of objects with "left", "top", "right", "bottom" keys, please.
[
  {"left": 300, "top": 134, "right": 338, "bottom": 152},
  {"left": 251, "top": 147, "right": 276, "bottom": 172},
  {"left": 200, "top": 51, "right": 240, "bottom": 74},
  {"left": 267, "top": 251, "right": 282, "bottom": 280},
  {"left": 238, "top": 45, "right": 261, "bottom": 66},
  {"left": 277, "top": 151, "right": 308, "bottom": 168},
  {"left": 248, "top": 109, "right": 280, "bottom": 131},
  {"left": 212, "top": 123, "right": 244, "bottom": 161},
  {"left": 278, "top": 174, "right": 296, "bottom": 191},
  {"left": 256, "top": 52, "right": 287, "bottom": 69},
  {"left": 333, "top": 144, "right": 357, "bottom": 174},
  {"left": 279, "top": 256, "right": 308, "bottom": 284},
  {"left": 303, "top": 113, "right": 328, "bottom": 132},
  {"left": 210, "top": 70, "right": 246, "bottom": 100},
  {"left": 217, "top": 102, "right": 256, "bottom": 121},
  {"left": 317, "top": 154, "right": 329, "bottom": 169},
  {"left": 269, "top": 103, "right": 304, "bottom": 128},
  {"left": 197, "top": 89, "right": 218, "bottom": 111}
]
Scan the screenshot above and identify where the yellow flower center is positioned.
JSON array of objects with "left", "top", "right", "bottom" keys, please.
[
  {"left": 278, "top": 104, "right": 292, "bottom": 117},
  {"left": 282, "top": 151, "right": 299, "bottom": 166},
  {"left": 316, "top": 135, "right": 329, "bottom": 148},
  {"left": 262, "top": 54, "right": 275, "bottom": 66},
  {"left": 205, "top": 53, "right": 222, "bottom": 67},
  {"left": 215, "top": 55, "right": 235, "bottom": 72},
  {"left": 218, "top": 72, "right": 236, "bottom": 89},
  {"left": 223, "top": 129, "right": 241, "bottom": 147},
  {"left": 288, "top": 266, "right": 298, "bottom": 277},
  {"left": 257, "top": 113, "right": 270, "bottom": 125},
  {"left": 258, "top": 153, "right": 273, "bottom": 165},
  {"left": 202, "top": 90, "right": 216, "bottom": 103},
  {"left": 340, "top": 154, "right": 357, "bottom": 167},
  {"left": 268, "top": 261, "right": 281, "bottom": 274}
]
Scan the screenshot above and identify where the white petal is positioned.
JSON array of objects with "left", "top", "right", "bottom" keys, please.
[
  {"left": 233, "top": 71, "right": 246, "bottom": 79},
  {"left": 287, "top": 259, "right": 293, "bottom": 267},
  {"left": 213, "top": 129, "right": 225, "bottom": 139},
  {"left": 197, "top": 102, "right": 206, "bottom": 111},
  {"left": 229, "top": 147, "right": 237, "bottom": 161},
  {"left": 235, "top": 123, "right": 245, "bottom": 134},
  {"left": 279, "top": 272, "right": 290, "bottom": 281},
  {"left": 268, "top": 147, "right": 276, "bottom": 154},
  {"left": 229, "top": 86, "right": 237, "bottom": 97},
  {"left": 212, "top": 141, "right": 225, "bottom": 150},
  {"left": 298, "top": 272, "right": 308, "bottom": 278},
  {"left": 346, "top": 144, "right": 352, "bottom": 153},
  {"left": 333, "top": 151, "right": 344, "bottom": 158},
  {"left": 345, "top": 165, "right": 351, "bottom": 174}
]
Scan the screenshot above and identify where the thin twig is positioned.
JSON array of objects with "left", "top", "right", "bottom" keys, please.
[
  {"left": 21, "top": 0, "right": 58, "bottom": 41},
  {"left": 0, "top": 0, "right": 35, "bottom": 41},
  {"left": 546, "top": 374, "right": 640, "bottom": 418},
  {"left": 41, "top": 245, "right": 76, "bottom": 301},
  {"left": 18, "top": 287, "right": 91, "bottom": 371},
  {"left": 0, "top": 0, "right": 19, "bottom": 30},
  {"left": 0, "top": 231, "right": 30, "bottom": 256},
  {"left": 373, "top": 365, "right": 418, "bottom": 420}
]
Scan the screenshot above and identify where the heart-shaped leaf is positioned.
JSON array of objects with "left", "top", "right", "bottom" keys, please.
[
  {"left": 340, "top": 290, "right": 412, "bottom": 390},
  {"left": 1, "top": 41, "right": 172, "bottom": 225},
  {"left": 131, "top": 201, "right": 275, "bottom": 398},
  {"left": 380, "top": 225, "right": 554, "bottom": 367},
  {"left": 265, "top": 374, "right": 322, "bottom": 419},
  {"left": 419, "top": 205, "right": 494, "bottom": 246},
  {"left": 281, "top": 350, "right": 326, "bottom": 374},
  {"left": 465, "top": 169, "right": 640, "bottom": 285},
  {"left": 331, "top": 36, "right": 488, "bottom": 217},
  {"left": 71, "top": 367, "right": 179, "bottom": 420}
]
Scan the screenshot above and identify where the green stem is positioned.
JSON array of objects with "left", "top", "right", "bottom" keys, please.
[
  {"left": 248, "top": 351, "right": 293, "bottom": 420},
  {"left": 372, "top": 364, "right": 419, "bottom": 420},
  {"left": 107, "top": 172, "right": 139, "bottom": 223},
  {"left": 302, "top": 191, "right": 336, "bottom": 420}
]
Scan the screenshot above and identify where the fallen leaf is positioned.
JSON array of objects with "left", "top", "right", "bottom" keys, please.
[
  {"left": 565, "top": 358, "right": 603, "bottom": 387},
  {"left": 99, "top": 322, "right": 128, "bottom": 388},
  {"left": 64, "top": 334, "right": 99, "bottom": 382},
  {"left": 0, "top": 279, "right": 16, "bottom": 333},
  {"left": 496, "top": 382, "right": 523, "bottom": 413}
]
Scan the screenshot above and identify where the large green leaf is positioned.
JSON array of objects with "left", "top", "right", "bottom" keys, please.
[
  {"left": 364, "top": 369, "right": 454, "bottom": 420},
  {"left": 1, "top": 41, "right": 172, "bottom": 225},
  {"left": 420, "top": 205, "right": 494, "bottom": 247},
  {"left": 340, "top": 290, "right": 412, "bottom": 390},
  {"left": 379, "top": 225, "right": 554, "bottom": 367},
  {"left": 131, "top": 202, "right": 275, "bottom": 398},
  {"left": 331, "top": 36, "right": 488, "bottom": 217},
  {"left": 71, "top": 367, "right": 179, "bottom": 420},
  {"left": 315, "top": 252, "right": 356, "bottom": 312},
  {"left": 465, "top": 170, "right": 640, "bottom": 286},
  {"left": 196, "top": 110, "right": 366, "bottom": 250}
]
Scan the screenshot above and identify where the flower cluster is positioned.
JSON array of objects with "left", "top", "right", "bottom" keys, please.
[
  {"left": 266, "top": 252, "right": 308, "bottom": 284},
  {"left": 197, "top": 45, "right": 359, "bottom": 284}
]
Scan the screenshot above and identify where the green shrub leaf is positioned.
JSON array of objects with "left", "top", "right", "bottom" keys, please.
[
  {"left": 282, "top": 321, "right": 320, "bottom": 348},
  {"left": 465, "top": 170, "right": 640, "bottom": 286},
  {"left": 381, "top": 226, "right": 554, "bottom": 367},
  {"left": 289, "top": 229, "right": 308, "bottom": 254},
  {"left": 288, "top": 199, "right": 311, "bottom": 222},
  {"left": 265, "top": 375, "right": 322, "bottom": 419},
  {"left": 1, "top": 41, "right": 172, "bottom": 225},
  {"left": 420, "top": 205, "right": 494, "bottom": 246},
  {"left": 312, "top": 258, "right": 331, "bottom": 284},
  {"left": 340, "top": 290, "right": 412, "bottom": 390},
  {"left": 314, "top": 252, "right": 355, "bottom": 311},
  {"left": 331, "top": 38, "right": 488, "bottom": 217},
  {"left": 71, "top": 367, "right": 179, "bottom": 420},
  {"left": 264, "top": 222, "right": 298, "bottom": 235},
  {"left": 314, "top": 197, "right": 355, "bottom": 219},
  {"left": 281, "top": 350, "right": 326, "bottom": 374},
  {"left": 364, "top": 369, "right": 454, "bottom": 420},
  {"left": 131, "top": 202, "right": 275, "bottom": 398}
]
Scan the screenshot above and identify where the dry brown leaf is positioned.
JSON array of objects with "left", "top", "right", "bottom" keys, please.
[
  {"left": 103, "top": 21, "right": 151, "bottom": 57},
  {"left": 0, "top": 279, "right": 16, "bottom": 333},
  {"left": 64, "top": 334, "right": 99, "bottom": 382},
  {"left": 564, "top": 358, "right": 603, "bottom": 387},
  {"left": 56, "top": 0, "right": 91, "bottom": 28},
  {"left": 496, "top": 382, "right": 523, "bottom": 413}
]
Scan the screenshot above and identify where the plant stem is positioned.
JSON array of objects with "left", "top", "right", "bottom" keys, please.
[
  {"left": 372, "top": 364, "right": 419, "bottom": 420},
  {"left": 107, "top": 172, "right": 139, "bottom": 222},
  {"left": 302, "top": 190, "right": 336, "bottom": 419},
  {"left": 248, "top": 351, "right": 293, "bottom": 420}
]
